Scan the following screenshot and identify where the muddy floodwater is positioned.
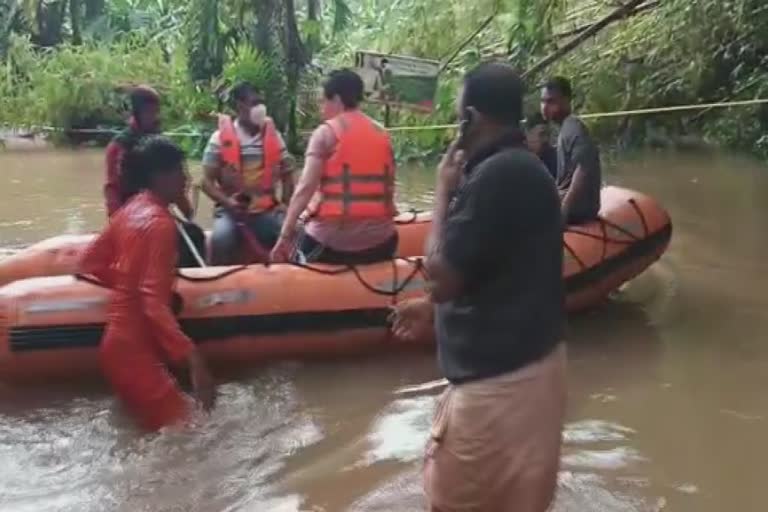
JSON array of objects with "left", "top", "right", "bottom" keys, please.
[{"left": 0, "top": 146, "right": 767, "bottom": 511}]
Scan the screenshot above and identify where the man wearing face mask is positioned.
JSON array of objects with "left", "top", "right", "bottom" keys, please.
[
  {"left": 270, "top": 69, "right": 397, "bottom": 265},
  {"left": 390, "top": 63, "right": 566, "bottom": 511},
  {"left": 201, "top": 82, "right": 295, "bottom": 265}
]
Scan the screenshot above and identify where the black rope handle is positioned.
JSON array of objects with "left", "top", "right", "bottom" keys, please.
[
  {"left": 347, "top": 258, "right": 425, "bottom": 298},
  {"left": 566, "top": 197, "right": 652, "bottom": 245},
  {"left": 74, "top": 273, "right": 108, "bottom": 288},
  {"left": 564, "top": 228, "right": 636, "bottom": 245},
  {"left": 176, "top": 257, "right": 427, "bottom": 298},
  {"left": 599, "top": 219, "right": 608, "bottom": 262},
  {"left": 628, "top": 198, "right": 650, "bottom": 237},
  {"left": 394, "top": 208, "right": 422, "bottom": 225}
]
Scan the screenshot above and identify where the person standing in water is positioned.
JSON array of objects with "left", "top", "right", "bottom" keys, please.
[
  {"left": 104, "top": 85, "right": 194, "bottom": 219},
  {"left": 390, "top": 63, "right": 566, "bottom": 511},
  {"left": 81, "top": 136, "right": 215, "bottom": 431},
  {"left": 104, "top": 86, "right": 205, "bottom": 267},
  {"left": 270, "top": 69, "right": 397, "bottom": 265},
  {"left": 201, "top": 82, "right": 295, "bottom": 264},
  {"left": 541, "top": 76, "right": 602, "bottom": 224}
]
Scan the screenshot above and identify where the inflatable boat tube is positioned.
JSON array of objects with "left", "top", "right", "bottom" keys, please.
[
  {"left": 0, "top": 187, "right": 671, "bottom": 383},
  {"left": 0, "top": 212, "right": 433, "bottom": 288}
]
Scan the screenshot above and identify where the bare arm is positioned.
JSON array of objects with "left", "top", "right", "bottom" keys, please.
[
  {"left": 278, "top": 155, "right": 323, "bottom": 240},
  {"left": 175, "top": 193, "right": 194, "bottom": 220},
  {"left": 200, "top": 132, "right": 232, "bottom": 207},
  {"left": 279, "top": 157, "right": 296, "bottom": 205},
  {"left": 201, "top": 164, "right": 230, "bottom": 206}
]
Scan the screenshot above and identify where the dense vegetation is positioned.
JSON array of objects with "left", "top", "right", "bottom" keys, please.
[{"left": 0, "top": 0, "right": 766, "bottom": 159}]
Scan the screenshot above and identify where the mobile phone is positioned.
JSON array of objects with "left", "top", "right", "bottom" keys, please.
[{"left": 457, "top": 109, "right": 473, "bottom": 146}]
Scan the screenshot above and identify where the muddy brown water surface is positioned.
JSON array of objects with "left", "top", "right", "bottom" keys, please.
[{"left": 1, "top": 147, "right": 767, "bottom": 511}]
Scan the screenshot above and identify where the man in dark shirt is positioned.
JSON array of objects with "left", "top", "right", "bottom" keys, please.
[
  {"left": 541, "top": 76, "right": 602, "bottom": 224},
  {"left": 390, "top": 63, "right": 566, "bottom": 511},
  {"left": 104, "top": 86, "right": 205, "bottom": 267},
  {"left": 525, "top": 111, "right": 558, "bottom": 179}
]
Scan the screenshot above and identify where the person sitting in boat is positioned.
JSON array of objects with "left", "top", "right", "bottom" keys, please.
[
  {"left": 270, "top": 69, "right": 398, "bottom": 265},
  {"left": 540, "top": 76, "right": 602, "bottom": 224},
  {"left": 104, "top": 85, "right": 205, "bottom": 267},
  {"left": 81, "top": 136, "right": 216, "bottom": 432},
  {"left": 201, "top": 82, "right": 296, "bottom": 265},
  {"left": 525, "top": 111, "right": 558, "bottom": 180}
]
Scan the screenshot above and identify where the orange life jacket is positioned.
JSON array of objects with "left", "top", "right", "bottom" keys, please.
[
  {"left": 218, "top": 114, "right": 282, "bottom": 211},
  {"left": 309, "top": 110, "right": 395, "bottom": 220}
]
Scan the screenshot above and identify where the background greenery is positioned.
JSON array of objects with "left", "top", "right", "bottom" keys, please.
[{"left": 0, "top": 0, "right": 766, "bottom": 159}]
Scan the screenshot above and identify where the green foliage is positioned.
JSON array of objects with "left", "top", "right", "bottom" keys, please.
[
  {"left": 220, "top": 44, "right": 277, "bottom": 97},
  {"left": 185, "top": 0, "right": 224, "bottom": 81},
  {"left": 0, "top": 0, "right": 766, "bottom": 161},
  {"left": 546, "top": 0, "right": 768, "bottom": 156}
]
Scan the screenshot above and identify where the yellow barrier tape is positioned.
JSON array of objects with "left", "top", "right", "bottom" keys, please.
[
  {"left": 385, "top": 98, "right": 768, "bottom": 132},
  {"left": 580, "top": 98, "right": 768, "bottom": 119},
  {"left": 4, "top": 98, "right": 767, "bottom": 138}
]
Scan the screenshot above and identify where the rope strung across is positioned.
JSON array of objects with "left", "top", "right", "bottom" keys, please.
[{"left": 6, "top": 98, "right": 768, "bottom": 138}]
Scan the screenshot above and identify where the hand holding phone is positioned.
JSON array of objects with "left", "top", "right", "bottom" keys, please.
[
  {"left": 457, "top": 108, "right": 473, "bottom": 148},
  {"left": 437, "top": 136, "right": 465, "bottom": 193}
]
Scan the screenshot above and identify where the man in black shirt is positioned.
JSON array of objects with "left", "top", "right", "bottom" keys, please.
[
  {"left": 541, "top": 76, "right": 602, "bottom": 224},
  {"left": 390, "top": 63, "right": 566, "bottom": 511}
]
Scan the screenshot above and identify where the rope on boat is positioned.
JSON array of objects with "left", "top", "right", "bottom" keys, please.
[
  {"left": 564, "top": 196, "right": 653, "bottom": 266},
  {"left": 176, "top": 257, "right": 427, "bottom": 299}
]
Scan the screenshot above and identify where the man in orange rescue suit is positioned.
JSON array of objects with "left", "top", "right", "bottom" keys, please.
[
  {"left": 201, "top": 82, "right": 295, "bottom": 265},
  {"left": 271, "top": 69, "right": 398, "bottom": 265}
]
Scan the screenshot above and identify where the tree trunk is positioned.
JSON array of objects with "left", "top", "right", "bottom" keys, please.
[
  {"left": 70, "top": 0, "right": 82, "bottom": 45},
  {"left": 522, "top": 0, "right": 649, "bottom": 79},
  {"left": 84, "top": 0, "right": 104, "bottom": 22},
  {"left": 36, "top": 0, "right": 68, "bottom": 47},
  {"left": 252, "top": 0, "right": 309, "bottom": 135}
]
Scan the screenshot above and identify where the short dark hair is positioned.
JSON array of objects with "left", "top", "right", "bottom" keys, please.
[
  {"left": 323, "top": 69, "right": 364, "bottom": 109},
  {"left": 230, "top": 81, "right": 263, "bottom": 107},
  {"left": 525, "top": 111, "right": 547, "bottom": 128},
  {"left": 120, "top": 136, "right": 186, "bottom": 202},
  {"left": 462, "top": 63, "right": 524, "bottom": 125},
  {"left": 129, "top": 85, "right": 159, "bottom": 116},
  {"left": 543, "top": 76, "right": 572, "bottom": 99}
]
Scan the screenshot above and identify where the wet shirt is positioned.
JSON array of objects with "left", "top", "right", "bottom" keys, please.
[
  {"left": 556, "top": 115, "right": 602, "bottom": 221},
  {"left": 81, "top": 191, "right": 194, "bottom": 364},
  {"left": 203, "top": 120, "right": 293, "bottom": 212},
  {"left": 540, "top": 143, "right": 558, "bottom": 180},
  {"left": 104, "top": 120, "right": 143, "bottom": 217},
  {"left": 434, "top": 132, "right": 565, "bottom": 384}
]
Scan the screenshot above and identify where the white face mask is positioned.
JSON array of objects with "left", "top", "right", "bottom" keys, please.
[{"left": 249, "top": 104, "right": 267, "bottom": 128}]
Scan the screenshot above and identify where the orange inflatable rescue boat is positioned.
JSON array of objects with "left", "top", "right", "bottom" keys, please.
[{"left": 0, "top": 187, "right": 671, "bottom": 383}]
